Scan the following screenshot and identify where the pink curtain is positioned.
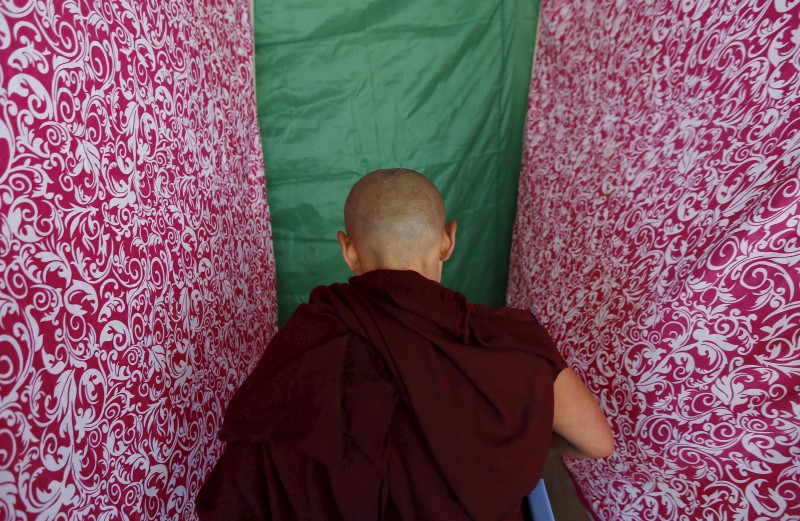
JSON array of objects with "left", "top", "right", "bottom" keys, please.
[
  {"left": 509, "top": 2, "right": 800, "bottom": 520},
  {"left": 0, "top": 1, "right": 277, "bottom": 519}
]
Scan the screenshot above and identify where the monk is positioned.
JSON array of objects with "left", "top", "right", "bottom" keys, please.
[{"left": 196, "top": 168, "right": 613, "bottom": 520}]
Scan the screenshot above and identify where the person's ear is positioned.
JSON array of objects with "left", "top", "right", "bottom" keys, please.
[
  {"left": 440, "top": 220, "right": 457, "bottom": 261},
  {"left": 337, "top": 231, "right": 360, "bottom": 273}
]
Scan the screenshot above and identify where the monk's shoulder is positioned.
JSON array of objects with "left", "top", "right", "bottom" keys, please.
[{"left": 467, "top": 301, "right": 568, "bottom": 376}]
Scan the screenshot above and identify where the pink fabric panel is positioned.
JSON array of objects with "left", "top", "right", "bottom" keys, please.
[
  {"left": 509, "top": 2, "right": 800, "bottom": 520},
  {"left": 0, "top": 1, "right": 277, "bottom": 519}
]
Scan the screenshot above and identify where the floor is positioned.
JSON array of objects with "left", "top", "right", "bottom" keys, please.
[{"left": 541, "top": 453, "right": 594, "bottom": 521}]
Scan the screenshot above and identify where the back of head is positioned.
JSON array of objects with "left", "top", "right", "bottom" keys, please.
[{"left": 344, "top": 168, "right": 445, "bottom": 269}]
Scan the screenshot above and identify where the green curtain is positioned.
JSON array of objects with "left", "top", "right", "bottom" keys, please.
[{"left": 253, "top": 0, "right": 540, "bottom": 324}]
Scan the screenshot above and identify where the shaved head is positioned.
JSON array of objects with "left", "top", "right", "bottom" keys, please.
[{"left": 343, "top": 168, "right": 446, "bottom": 268}]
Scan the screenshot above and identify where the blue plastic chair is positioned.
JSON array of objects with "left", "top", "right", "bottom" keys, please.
[{"left": 525, "top": 480, "right": 555, "bottom": 521}]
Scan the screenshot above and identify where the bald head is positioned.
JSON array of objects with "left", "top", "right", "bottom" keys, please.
[{"left": 339, "top": 168, "right": 455, "bottom": 278}]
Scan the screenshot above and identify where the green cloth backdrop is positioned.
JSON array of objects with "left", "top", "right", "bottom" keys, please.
[{"left": 253, "top": 0, "right": 540, "bottom": 324}]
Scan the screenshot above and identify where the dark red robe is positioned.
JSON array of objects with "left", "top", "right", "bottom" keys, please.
[{"left": 196, "top": 270, "right": 566, "bottom": 520}]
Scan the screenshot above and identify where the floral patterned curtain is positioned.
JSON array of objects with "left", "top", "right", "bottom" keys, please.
[
  {"left": 0, "top": 1, "right": 277, "bottom": 519},
  {"left": 509, "top": 2, "right": 800, "bottom": 520}
]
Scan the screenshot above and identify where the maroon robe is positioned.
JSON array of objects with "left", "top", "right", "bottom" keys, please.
[{"left": 196, "top": 270, "right": 566, "bottom": 520}]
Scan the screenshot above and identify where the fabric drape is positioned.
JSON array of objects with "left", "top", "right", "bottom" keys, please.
[
  {"left": 508, "top": 1, "right": 800, "bottom": 520},
  {"left": 0, "top": 1, "right": 277, "bottom": 518},
  {"left": 252, "top": 0, "right": 540, "bottom": 324}
]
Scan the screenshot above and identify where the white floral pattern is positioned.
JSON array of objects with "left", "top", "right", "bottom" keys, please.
[
  {"left": 509, "top": 1, "right": 800, "bottom": 520},
  {"left": 0, "top": 0, "right": 277, "bottom": 519}
]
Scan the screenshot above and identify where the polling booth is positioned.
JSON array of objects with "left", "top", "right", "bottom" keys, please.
[{"left": 1, "top": 0, "right": 799, "bottom": 519}]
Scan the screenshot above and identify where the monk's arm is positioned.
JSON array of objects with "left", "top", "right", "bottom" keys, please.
[{"left": 550, "top": 368, "right": 614, "bottom": 458}]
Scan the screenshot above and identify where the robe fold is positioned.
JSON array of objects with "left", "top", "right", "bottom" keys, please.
[{"left": 196, "top": 270, "right": 566, "bottom": 520}]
